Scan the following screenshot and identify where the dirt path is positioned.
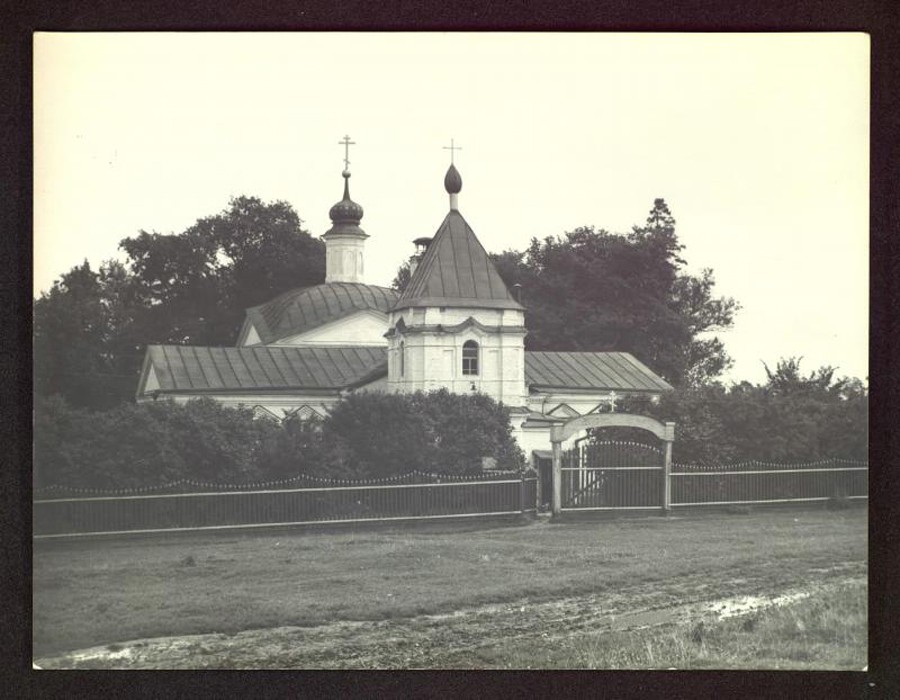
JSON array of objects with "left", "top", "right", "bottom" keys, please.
[{"left": 34, "top": 562, "right": 865, "bottom": 669}]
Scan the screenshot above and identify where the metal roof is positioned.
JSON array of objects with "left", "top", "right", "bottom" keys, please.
[
  {"left": 139, "top": 347, "right": 670, "bottom": 398},
  {"left": 524, "top": 351, "right": 673, "bottom": 393},
  {"left": 393, "top": 210, "right": 524, "bottom": 312},
  {"left": 141, "top": 345, "right": 387, "bottom": 394},
  {"left": 243, "top": 282, "right": 398, "bottom": 344}
]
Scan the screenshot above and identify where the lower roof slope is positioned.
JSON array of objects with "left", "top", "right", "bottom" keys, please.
[
  {"left": 139, "top": 345, "right": 387, "bottom": 396},
  {"left": 139, "top": 346, "right": 671, "bottom": 398},
  {"left": 525, "top": 351, "right": 673, "bottom": 393}
]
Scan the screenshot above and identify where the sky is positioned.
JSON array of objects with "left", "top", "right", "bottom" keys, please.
[{"left": 33, "top": 33, "right": 869, "bottom": 385}]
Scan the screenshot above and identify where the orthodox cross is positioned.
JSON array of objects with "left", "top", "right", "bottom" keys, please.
[
  {"left": 339, "top": 135, "right": 355, "bottom": 170},
  {"left": 443, "top": 138, "right": 462, "bottom": 164},
  {"left": 607, "top": 391, "right": 619, "bottom": 413}
]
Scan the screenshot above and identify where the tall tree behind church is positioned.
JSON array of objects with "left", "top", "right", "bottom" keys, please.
[
  {"left": 491, "top": 199, "right": 739, "bottom": 388},
  {"left": 34, "top": 196, "right": 324, "bottom": 409}
]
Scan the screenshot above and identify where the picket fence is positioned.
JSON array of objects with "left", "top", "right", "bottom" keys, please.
[
  {"left": 33, "top": 470, "right": 539, "bottom": 539},
  {"left": 669, "top": 458, "right": 868, "bottom": 507},
  {"left": 557, "top": 443, "right": 867, "bottom": 512}
]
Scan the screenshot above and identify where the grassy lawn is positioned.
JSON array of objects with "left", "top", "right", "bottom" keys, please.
[{"left": 32, "top": 507, "right": 867, "bottom": 668}]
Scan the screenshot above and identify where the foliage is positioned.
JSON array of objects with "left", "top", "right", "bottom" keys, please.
[
  {"left": 33, "top": 396, "right": 279, "bottom": 489},
  {"left": 34, "top": 197, "right": 323, "bottom": 409},
  {"left": 322, "top": 389, "right": 525, "bottom": 477},
  {"left": 33, "top": 261, "right": 143, "bottom": 410},
  {"left": 34, "top": 390, "right": 525, "bottom": 489},
  {"left": 120, "top": 195, "right": 324, "bottom": 346},
  {"left": 391, "top": 258, "right": 413, "bottom": 292},
  {"left": 489, "top": 199, "right": 739, "bottom": 387},
  {"left": 613, "top": 358, "right": 868, "bottom": 465}
]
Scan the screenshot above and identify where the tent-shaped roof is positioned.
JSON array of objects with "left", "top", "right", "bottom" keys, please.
[
  {"left": 392, "top": 210, "right": 524, "bottom": 313},
  {"left": 241, "top": 282, "right": 398, "bottom": 344}
]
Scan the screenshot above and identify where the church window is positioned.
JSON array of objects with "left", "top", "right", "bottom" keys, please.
[
  {"left": 400, "top": 341, "right": 405, "bottom": 376},
  {"left": 462, "top": 340, "right": 479, "bottom": 376}
]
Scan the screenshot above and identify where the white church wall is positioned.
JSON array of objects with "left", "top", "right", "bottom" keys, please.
[
  {"left": 387, "top": 305, "right": 527, "bottom": 406},
  {"left": 388, "top": 331, "right": 527, "bottom": 406},
  {"left": 513, "top": 425, "right": 552, "bottom": 460},
  {"left": 527, "top": 392, "right": 644, "bottom": 417},
  {"left": 273, "top": 310, "right": 390, "bottom": 346},
  {"left": 135, "top": 392, "right": 340, "bottom": 420},
  {"left": 238, "top": 324, "right": 263, "bottom": 347},
  {"left": 324, "top": 236, "right": 366, "bottom": 284}
]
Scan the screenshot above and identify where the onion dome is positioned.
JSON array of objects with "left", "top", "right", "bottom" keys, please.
[
  {"left": 444, "top": 163, "right": 462, "bottom": 195},
  {"left": 325, "top": 170, "right": 367, "bottom": 238}
]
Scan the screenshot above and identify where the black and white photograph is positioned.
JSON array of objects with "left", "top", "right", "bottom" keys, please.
[{"left": 31, "top": 32, "right": 869, "bottom": 671}]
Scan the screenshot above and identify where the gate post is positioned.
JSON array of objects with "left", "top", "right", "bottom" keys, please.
[
  {"left": 519, "top": 470, "right": 526, "bottom": 514},
  {"left": 662, "top": 422, "right": 675, "bottom": 514},
  {"left": 551, "top": 439, "right": 562, "bottom": 517}
]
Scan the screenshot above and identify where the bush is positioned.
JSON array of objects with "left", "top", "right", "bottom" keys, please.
[
  {"left": 256, "top": 414, "right": 359, "bottom": 480},
  {"left": 33, "top": 390, "right": 526, "bottom": 489},
  {"left": 33, "top": 395, "right": 278, "bottom": 489},
  {"left": 615, "top": 360, "right": 868, "bottom": 465},
  {"left": 322, "top": 389, "right": 525, "bottom": 478}
]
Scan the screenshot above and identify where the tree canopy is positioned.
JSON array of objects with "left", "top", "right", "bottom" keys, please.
[
  {"left": 492, "top": 199, "right": 738, "bottom": 387},
  {"left": 611, "top": 357, "right": 868, "bottom": 465},
  {"left": 34, "top": 196, "right": 323, "bottom": 409}
]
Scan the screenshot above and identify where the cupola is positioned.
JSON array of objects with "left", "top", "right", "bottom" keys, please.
[{"left": 322, "top": 136, "right": 369, "bottom": 284}]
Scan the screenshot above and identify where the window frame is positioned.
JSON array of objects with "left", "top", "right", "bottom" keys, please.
[{"left": 462, "top": 340, "right": 479, "bottom": 376}]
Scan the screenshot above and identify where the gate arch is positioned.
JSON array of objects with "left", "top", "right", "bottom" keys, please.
[{"left": 550, "top": 413, "right": 676, "bottom": 516}]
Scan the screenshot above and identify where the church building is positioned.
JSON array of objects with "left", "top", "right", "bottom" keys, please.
[{"left": 135, "top": 146, "right": 673, "bottom": 462}]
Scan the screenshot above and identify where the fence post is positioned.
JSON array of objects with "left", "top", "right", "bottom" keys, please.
[
  {"left": 662, "top": 422, "right": 675, "bottom": 514},
  {"left": 551, "top": 440, "right": 562, "bottom": 517}
]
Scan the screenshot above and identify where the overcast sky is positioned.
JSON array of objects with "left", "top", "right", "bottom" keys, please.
[{"left": 34, "top": 33, "right": 869, "bottom": 385}]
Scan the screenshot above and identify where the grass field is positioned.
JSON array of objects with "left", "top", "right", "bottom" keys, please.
[{"left": 32, "top": 507, "right": 867, "bottom": 669}]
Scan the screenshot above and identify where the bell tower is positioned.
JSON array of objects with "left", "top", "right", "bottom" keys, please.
[
  {"left": 322, "top": 135, "right": 368, "bottom": 283},
  {"left": 386, "top": 146, "right": 528, "bottom": 408}
]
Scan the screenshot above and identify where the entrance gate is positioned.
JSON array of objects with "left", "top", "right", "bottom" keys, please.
[
  {"left": 561, "top": 440, "right": 666, "bottom": 510},
  {"left": 550, "top": 413, "right": 675, "bottom": 516}
]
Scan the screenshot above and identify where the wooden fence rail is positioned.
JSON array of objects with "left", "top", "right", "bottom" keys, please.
[
  {"left": 555, "top": 446, "right": 867, "bottom": 514},
  {"left": 669, "top": 464, "right": 867, "bottom": 507},
  {"left": 33, "top": 475, "right": 539, "bottom": 538}
]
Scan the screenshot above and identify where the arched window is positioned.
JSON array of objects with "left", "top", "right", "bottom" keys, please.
[
  {"left": 462, "top": 340, "right": 479, "bottom": 376},
  {"left": 399, "top": 341, "right": 405, "bottom": 377}
]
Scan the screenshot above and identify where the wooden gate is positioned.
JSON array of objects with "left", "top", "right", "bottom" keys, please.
[{"left": 560, "top": 440, "right": 665, "bottom": 511}]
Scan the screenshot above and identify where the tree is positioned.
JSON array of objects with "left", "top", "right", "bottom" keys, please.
[
  {"left": 391, "top": 259, "right": 413, "bottom": 292},
  {"left": 120, "top": 195, "right": 324, "bottom": 346},
  {"left": 33, "top": 260, "right": 142, "bottom": 410},
  {"left": 34, "top": 196, "right": 324, "bottom": 408},
  {"left": 489, "top": 199, "right": 739, "bottom": 387},
  {"left": 628, "top": 357, "right": 868, "bottom": 465}
]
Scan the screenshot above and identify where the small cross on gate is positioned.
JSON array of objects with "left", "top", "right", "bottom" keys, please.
[
  {"left": 338, "top": 135, "right": 356, "bottom": 170},
  {"left": 607, "top": 391, "right": 619, "bottom": 413},
  {"left": 443, "top": 138, "right": 462, "bottom": 164}
]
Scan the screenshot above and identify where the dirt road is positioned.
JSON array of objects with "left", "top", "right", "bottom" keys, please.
[{"left": 35, "top": 562, "right": 865, "bottom": 669}]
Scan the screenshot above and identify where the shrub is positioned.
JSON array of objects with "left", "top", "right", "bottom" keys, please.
[
  {"left": 33, "top": 395, "right": 278, "bottom": 489},
  {"left": 33, "top": 390, "right": 526, "bottom": 489},
  {"left": 322, "top": 389, "right": 525, "bottom": 477},
  {"left": 615, "top": 361, "right": 868, "bottom": 465}
]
